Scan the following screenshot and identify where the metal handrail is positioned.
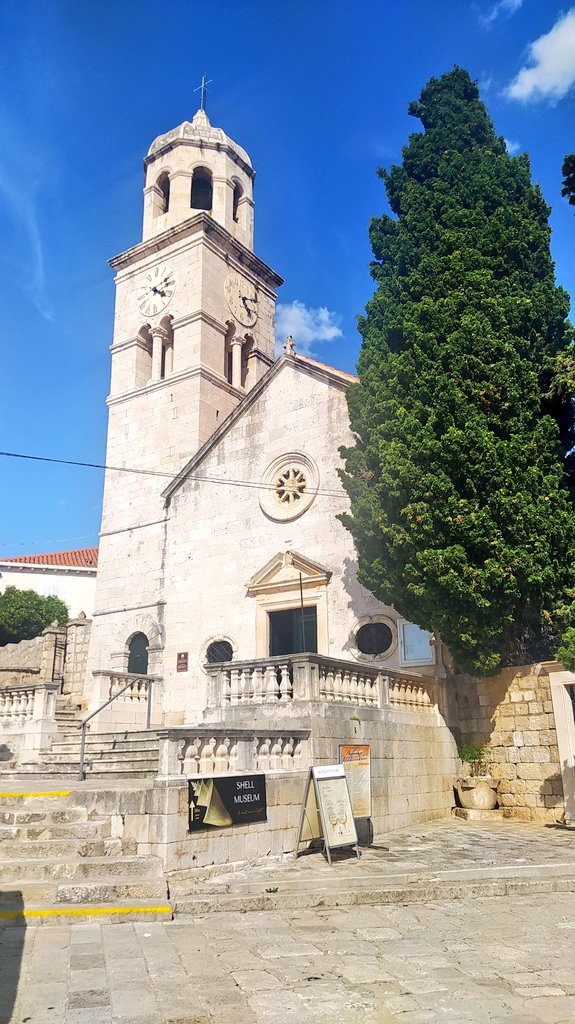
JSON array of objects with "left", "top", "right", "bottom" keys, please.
[{"left": 78, "top": 677, "right": 155, "bottom": 780}]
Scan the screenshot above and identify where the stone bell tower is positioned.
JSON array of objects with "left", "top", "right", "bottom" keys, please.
[{"left": 85, "top": 108, "right": 283, "bottom": 689}]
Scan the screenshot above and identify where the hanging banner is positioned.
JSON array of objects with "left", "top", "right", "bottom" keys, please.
[
  {"left": 340, "top": 744, "right": 371, "bottom": 818},
  {"left": 295, "top": 764, "right": 359, "bottom": 864},
  {"left": 188, "top": 775, "right": 267, "bottom": 831}
]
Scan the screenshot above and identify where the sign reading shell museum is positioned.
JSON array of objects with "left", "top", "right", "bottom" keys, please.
[{"left": 188, "top": 775, "right": 267, "bottom": 831}]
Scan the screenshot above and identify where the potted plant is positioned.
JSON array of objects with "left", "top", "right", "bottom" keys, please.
[{"left": 456, "top": 743, "right": 498, "bottom": 810}]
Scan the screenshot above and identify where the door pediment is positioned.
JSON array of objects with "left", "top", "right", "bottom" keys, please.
[{"left": 247, "top": 550, "right": 332, "bottom": 597}]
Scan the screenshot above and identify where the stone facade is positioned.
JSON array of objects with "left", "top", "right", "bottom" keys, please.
[
  {"left": 0, "top": 635, "right": 42, "bottom": 688},
  {"left": 455, "top": 664, "right": 564, "bottom": 822}
]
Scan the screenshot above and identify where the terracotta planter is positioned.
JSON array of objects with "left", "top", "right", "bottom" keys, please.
[{"left": 456, "top": 776, "right": 498, "bottom": 810}]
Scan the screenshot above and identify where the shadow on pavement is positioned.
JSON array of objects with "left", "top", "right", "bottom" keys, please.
[{"left": 0, "top": 891, "right": 26, "bottom": 1024}]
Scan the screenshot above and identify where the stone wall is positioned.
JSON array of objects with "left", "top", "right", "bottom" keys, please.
[
  {"left": 0, "top": 636, "right": 42, "bottom": 688},
  {"left": 454, "top": 664, "right": 563, "bottom": 822},
  {"left": 63, "top": 615, "right": 92, "bottom": 705}
]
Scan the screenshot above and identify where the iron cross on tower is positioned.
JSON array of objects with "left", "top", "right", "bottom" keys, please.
[{"left": 194, "top": 73, "right": 212, "bottom": 112}]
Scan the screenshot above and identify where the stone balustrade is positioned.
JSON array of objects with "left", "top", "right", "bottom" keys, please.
[
  {"left": 387, "top": 676, "right": 438, "bottom": 712},
  {"left": 90, "top": 670, "right": 162, "bottom": 730},
  {"left": 0, "top": 681, "right": 59, "bottom": 725},
  {"left": 155, "top": 727, "right": 310, "bottom": 781},
  {"left": 206, "top": 653, "right": 437, "bottom": 714}
]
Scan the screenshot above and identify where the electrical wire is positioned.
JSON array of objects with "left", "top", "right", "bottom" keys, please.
[{"left": 0, "top": 450, "right": 351, "bottom": 499}]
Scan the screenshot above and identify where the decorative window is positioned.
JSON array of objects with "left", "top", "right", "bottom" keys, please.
[
  {"left": 206, "top": 640, "right": 233, "bottom": 663},
  {"left": 350, "top": 616, "right": 397, "bottom": 663},
  {"left": 399, "top": 622, "right": 435, "bottom": 666},
  {"left": 200, "top": 635, "right": 237, "bottom": 671},
  {"left": 259, "top": 453, "right": 319, "bottom": 522}
]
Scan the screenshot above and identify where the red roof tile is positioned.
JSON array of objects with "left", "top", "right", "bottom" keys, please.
[{"left": 0, "top": 548, "right": 99, "bottom": 569}]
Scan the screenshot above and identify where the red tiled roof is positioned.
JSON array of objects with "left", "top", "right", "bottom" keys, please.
[
  {"left": 0, "top": 548, "right": 99, "bottom": 569},
  {"left": 296, "top": 354, "right": 358, "bottom": 383}
]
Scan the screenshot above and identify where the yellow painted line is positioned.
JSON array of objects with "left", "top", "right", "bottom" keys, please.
[
  {"left": 0, "top": 791, "right": 71, "bottom": 798},
  {"left": 0, "top": 905, "right": 172, "bottom": 919}
]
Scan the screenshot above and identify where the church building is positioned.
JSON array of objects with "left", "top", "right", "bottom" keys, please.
[{"left": 84, "top": 105, "right": 441, "bottom": 729}]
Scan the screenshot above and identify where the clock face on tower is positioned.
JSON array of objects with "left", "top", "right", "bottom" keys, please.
[
  {"left": 136, "top": 263, "right": 176, "bottom": 317},
  {"left": 225, "top": 273, "right": 259, "bottom": 328}
]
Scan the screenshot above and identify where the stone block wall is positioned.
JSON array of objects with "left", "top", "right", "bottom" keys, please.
[
  {"left": 63, "top": 615, "right": 92, "bottom": 704},
  {"left": 0, "top": 636, "right": 42, "bottom": 688},
  {"left": 454, "top": 664, "right": 563, "bottom": 822}
]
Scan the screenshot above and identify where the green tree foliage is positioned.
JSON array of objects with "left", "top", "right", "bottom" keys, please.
[
  {"left": 340, "top": 68, "right": 575, "bottom": 676},
  {"left": 0, "top": 587, "right": 69, "bottom": 646},
  {"left": 562, "top": 154, "right": 575, "bottom": 206}
]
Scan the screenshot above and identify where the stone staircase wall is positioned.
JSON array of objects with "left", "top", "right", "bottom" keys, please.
[{"left": 0, "top": 789, "right": 171, "bottom": 925}]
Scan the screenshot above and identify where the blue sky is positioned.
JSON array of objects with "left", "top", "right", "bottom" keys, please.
[{"left": 1, "top": 0, "right": 574, "bottom": 555}]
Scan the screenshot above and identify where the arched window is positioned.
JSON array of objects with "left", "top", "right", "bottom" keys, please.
[
  {"left": 232, "top": 180, "right": 243, "bottom": 223},
  {"left": 157, "top": 173, "right": 170, "bottom": 214},
  {"left": 191, "top": 167, "right": 212, "bottom": 211},
  {"left": 159, "top": 315, "right": 174, "bottom": 380},
  {"left": 128, "top": 632, "right": 149, "bottom": 674}
]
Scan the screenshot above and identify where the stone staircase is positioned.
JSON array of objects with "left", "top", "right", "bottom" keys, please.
[
  {"left": 12, "top": 697, "right": 160, "bottom": 780},
  {"left": 0, "top": 789, "right": 172, "bottom": 925}
]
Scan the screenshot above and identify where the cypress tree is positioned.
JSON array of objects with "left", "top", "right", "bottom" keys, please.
[{"left": 341, "top": 68, "right": 575, "bottom": 675}]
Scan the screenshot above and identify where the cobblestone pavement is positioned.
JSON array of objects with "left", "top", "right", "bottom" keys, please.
[{"left": 4, "top": 890, "right": 575, "bottom": 1024}]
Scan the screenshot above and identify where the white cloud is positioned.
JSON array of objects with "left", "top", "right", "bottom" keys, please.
[
  {"left": 504, "top": 138, "right": 521, "bottom": 155},
  {"left": 505, "top": 8, "right": 575, "bottom": 102},
  {"left": 275, "top": 300, "right": 343, "bottom": 356},
  {"left": 480, "top": 0, "right": 523, "bottom": 28}
]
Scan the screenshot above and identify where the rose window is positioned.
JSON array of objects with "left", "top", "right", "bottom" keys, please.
[
  {"left": 260, "top": 452, "right": 319, "bottom": 522},
  {"left": 275, "top": 467, "right": 307, "bottom": 505}
]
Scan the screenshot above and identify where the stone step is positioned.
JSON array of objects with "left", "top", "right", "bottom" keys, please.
[
  {"left": 0, "top": 805, "right": 87, "bottom": 825},
  {"left": 14, "top": 759, "right": 158, "bottom": 776},
  {"left": 39, "top": 750, "right": 159, "bottom": 765},
  {"left": 172, "top": 874, "right": 575, "bottom": 917},
  {"left": 50, "top": 739, "right": 159, "bottom": 754},
  {"left": 0, "top": 876, "right": 169, "bottom": 904},
  {"left": 0, "top": 836, "right": 119, "bottom": 859},
  {"left": 0, "top": 854, "right": 163, "bottom": 883},
  {"left": 0, "top": 819, "right": 110, "bottom": 840}
]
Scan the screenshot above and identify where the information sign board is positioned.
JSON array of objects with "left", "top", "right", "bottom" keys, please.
[
  {"left": 295, "top": 764, "right": 359, "bottom": 864},
  {"left": 340, "top": 744, "right": 371, "bottom": 818},
  {"left": 188, "top": 774, "right": 267, "bottom": 831}
]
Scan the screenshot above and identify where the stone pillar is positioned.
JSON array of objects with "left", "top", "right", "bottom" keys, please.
[
  {"left": 40, "top": 622, "right": 67, "bottom": 683},
  {"left": 231, "top": 336, "right": 243, "bottom": 389},
  {"left": 151, "top": 326, "right": 168, "bottom": 381},
  {"left": 63, "top": 613, "right": 91, "bottom": 702}
]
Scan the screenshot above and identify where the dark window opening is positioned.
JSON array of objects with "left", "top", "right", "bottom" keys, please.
[
  {"left": 233, "top": 181, "right": 242, "bottom": 222},
  {"left": 269, "top": 607, "right": 317, "bottom": 657},
  {"left": 356, "top": 622, "right": 393, "bottom": 657},
  {"left": 191, "top": 168, "right": 212, "bottom": 211},
  {"left": 206, "top": 640, "right": 233, "bottom": 663},
  {"left": 158, "top": 173, "right": 170, "bottom": 213},
  {"left": 128, "top": 632, "right": 149, "bottom": 674}
]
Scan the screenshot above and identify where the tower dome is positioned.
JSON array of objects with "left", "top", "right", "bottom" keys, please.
[{"left": 142, "top": 109, "right": 255, "bottom": 249}]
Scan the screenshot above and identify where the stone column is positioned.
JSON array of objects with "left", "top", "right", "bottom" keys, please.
[
  {"left": 231, "top": 336, "right": 243, "bottom": 389},
  {"left": 151, "top": 326, "right": 168, "bottom": 381}
]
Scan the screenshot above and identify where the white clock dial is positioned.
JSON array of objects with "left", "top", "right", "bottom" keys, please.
[
  {"left": 136, "top": 263, "right": 176, "bottom": 317},
  {"left": 224, "top": 273, "right": 259, "bottom": 328}
]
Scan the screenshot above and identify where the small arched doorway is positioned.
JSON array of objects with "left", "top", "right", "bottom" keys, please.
[{"left": 128, "top": 632, "right": 149, "bottom": 674}]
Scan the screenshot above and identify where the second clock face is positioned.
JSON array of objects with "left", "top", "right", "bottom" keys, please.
[
  {"left": 136, "top": 264, "right": 176, "bottom": 317},
  {"left": 225, "top": 273, "right": 259, "bottom": 327}
]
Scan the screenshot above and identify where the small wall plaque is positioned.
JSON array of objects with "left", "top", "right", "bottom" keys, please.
[{"left": 177, "top": 652, "right": 188, "bottom": 672}]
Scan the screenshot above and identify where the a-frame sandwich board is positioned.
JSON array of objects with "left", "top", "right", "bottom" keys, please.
[{"left": 295, "top": 763, "right": 360, "bottom": 864}]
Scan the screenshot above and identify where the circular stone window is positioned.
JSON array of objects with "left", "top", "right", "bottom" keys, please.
[
  {"left": 259, "top": 452, "right": 319, "bottom": 522},
  {"left": 351, "top": 617, "right": 397, "bottom": 663}
]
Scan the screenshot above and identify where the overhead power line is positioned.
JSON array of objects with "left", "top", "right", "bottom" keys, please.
[{"left": 0, "top": 450, "right": 350, "bottom": 500}]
